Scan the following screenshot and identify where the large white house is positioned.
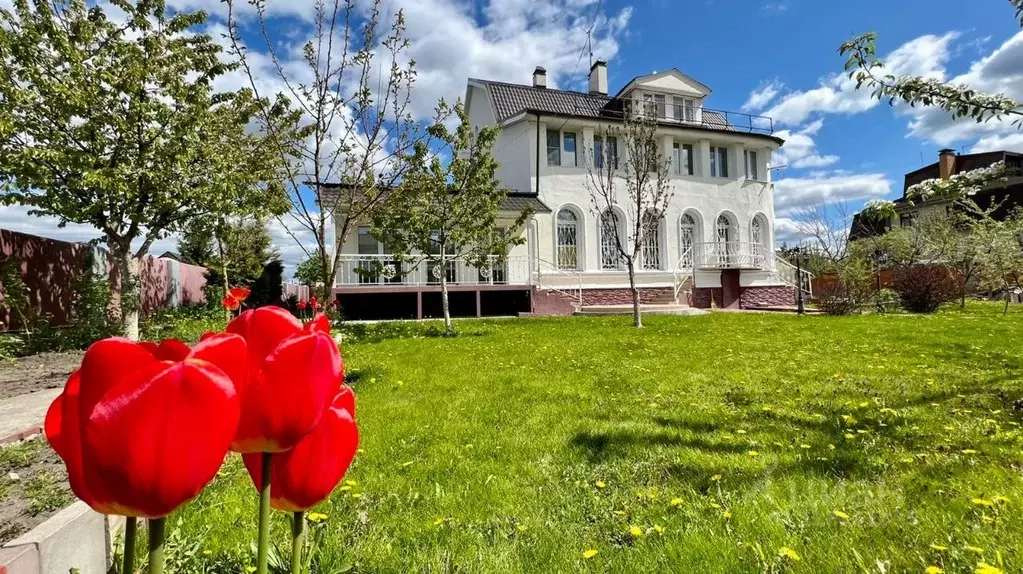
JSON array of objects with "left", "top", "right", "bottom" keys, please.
[{"left": 329, "top": 61, "right": 807, "bottom": 320}]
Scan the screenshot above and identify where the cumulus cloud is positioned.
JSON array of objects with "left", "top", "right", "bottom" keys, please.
[
  {"left": 742, "top": 80, "right": 783, "bottom": 112},
  {"left": 773, "top": 172, "right": 892, "bottom": 217},
  {"left": 763, "top": 32, "right": 960, "bottom": 126},
  {"left": 772, "top": 119, "right": 840, "bottom": 170},
  {"left": 970, "top": 132, "right": 1023, "bottom": 154}
]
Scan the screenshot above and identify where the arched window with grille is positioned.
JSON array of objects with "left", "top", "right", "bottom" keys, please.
[
  {"left": 679, "top": 212, "right": 698, "bottom": 268},
  {"left": 716, "top": 214, "right": 734, "bottom": 266},
  {"left": 599, "top": 209, "right": 624, "bottom": 270},
  {"left": 556, "top": 208, "right": 580, "bottom": 270},
  {"left": 641, "top": 212, "right": 662, "bottom": 270},
  {"left": 750, "top": 214, "right": 769, "bottom": 266}
]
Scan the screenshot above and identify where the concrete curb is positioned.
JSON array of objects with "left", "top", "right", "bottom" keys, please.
[
  {"left": 1, "top": 502, "right": 123, "bottom": 574},
  {"left": 0, "top": 426, "right": 43, "bottom": 447}
]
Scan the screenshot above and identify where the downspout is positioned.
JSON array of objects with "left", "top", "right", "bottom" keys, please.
[{"left": 534, "top": 111, "right": 541, "bottom": 265}]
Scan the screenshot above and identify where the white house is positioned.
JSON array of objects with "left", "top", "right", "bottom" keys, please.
[{"left": 328, "top": 61, "right": 807, "bottom": 319}]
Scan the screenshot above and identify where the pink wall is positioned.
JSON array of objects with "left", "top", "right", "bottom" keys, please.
[{"left": 0, "top": 229, "right": 207, "bottom": 330}]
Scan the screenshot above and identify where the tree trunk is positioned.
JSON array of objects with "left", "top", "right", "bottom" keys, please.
[
  {"left": 439, "top": 247, "right": 453, "bottom": 336},
  {"left": 627, "top": 259, "right": 642, "bottom": 328},
  {"left": 1004, "top": 286, "right": 1010, "bottom": 316},
  {"left": 110, "top": 239, "right": 141, "bottom": 341},
  {"left": 218, "top": 234, "right": 230, "bottom": 321}
]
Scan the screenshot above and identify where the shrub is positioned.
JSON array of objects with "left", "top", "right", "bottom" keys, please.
[
  {"left": 892, "top": 264, "right": 961, "bottom": 313},
  {"left": 813, "top": 259, "right": 873, "bottom": 316},
  {"left": 872, "top": 288, "right": 903, "bottom": 313}
]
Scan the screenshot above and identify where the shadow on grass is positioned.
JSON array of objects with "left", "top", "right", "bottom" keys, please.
[{"left": 340, "top": 321, "right": 491, "bottom": 344}]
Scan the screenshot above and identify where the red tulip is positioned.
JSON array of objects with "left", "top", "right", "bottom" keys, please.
[
  {"left": 222, "top": 294, "right": 240, "bottom": 311},
  {"left": 229, "top": 287, "right": 251, "bottom": 302},
  {"left": 297, "top": 300, "right": 308, "bottom": 310},
  {"left": 225, "top": 307, "right": 342, "bottom": 453},
  {"left": 243, "top": 386, "right": 358, "bottom": 511},
  {"left": 44, "top": 335, "right": 244, "bottom": 518}
]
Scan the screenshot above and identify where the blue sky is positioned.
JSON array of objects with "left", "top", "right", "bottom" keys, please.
[{"left": 2, "top": 0, "right": 1022, "bottom": 267}]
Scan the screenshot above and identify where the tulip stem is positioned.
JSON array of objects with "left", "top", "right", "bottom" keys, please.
[
  {"left": 290, "top": 511, "right": 305, "bottom": 574},
  {"left": 122, "top": 516, "right": 137, "bottom": 574},
  {"left": 147, "top": 517, "right": 165, "bottom": 574},
  {"left": 256, "top": 452, "right": 272, "bottom": 574}
]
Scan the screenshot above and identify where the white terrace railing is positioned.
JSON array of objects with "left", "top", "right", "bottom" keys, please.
[
  {"left": 672, "top": 243, "right": 814, "bottom": 301},
  {"left": 334, "top": 254, "right": 532, "bottom": 287}
]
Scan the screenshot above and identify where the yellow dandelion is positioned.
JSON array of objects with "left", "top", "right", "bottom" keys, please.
[
  {"left": 710, "top": 502, "right": 722, "bottom": 509},
  {"left": 339, "top": 485, "right": 352, "bottom": 491},
  {"left": 778, "top": 547, "right": 801, "bottom": 562},
  {"left": 833, "top": 510, "right": 849, "bottom": 520},
  {"left": 736, "top": 429, "right": 747, "bottom": 435},
  {"left": 972, "top": 498, "right": 994, "bottom": 507},
  {"left": 710, "top": 474, "right": 722, "bottom": 482},
  {"left": 595, "top": 481, "right": 607, "bottom": 489},
  {"left": 306, "top": 512, "right": 329, "bottom": 523},
  {"left": 351, "top": 493, "right": 362, "bottom": 499},
  {"left": 653, "top": 524, "right": 665, "bottom": 534},
  {"left": 345, "top": 479, "right": 357, "bottom": 486},
  {"left": 925, "top": 567, "right": 943, "bottom": 574},
  {"left": 629, "top": 526, "right": 643, "bottom": 537},
  {"left": 992, "top": 495, "right": 1010, "bottom": 504},
  {"left": 800, "top": 444, "right": 811, "bottom": 449},
  {"left": 516, "top": 524, "right": 528, "bottom": 532},
  {"left": 844, "top": 433, "right": 856, "bottom": 440},
  {"left": 962, "top": 449, "right": 979, "bottom": 455},
  {"left": 976, "top": 563, "right": 1003, "bottom": 574},
  {"left": 582, "top": 549, "right": 599, "bottom": 559},
  {"left": 761, "top": 406, "right": 772, "bottom": 412},
  {"left": 722, "top": 511, "right": 732, "bottom": 520},
  {"left": 929, "top": 544, "right": 948, "bottom": 552},
  {"left": 859, "top": 401, "right": 870, "bottom": 408},
  {"left": 747, "top": 450, "right": 760, "bottom": 457},
  {"left": 966, "top": 546, "right": 985, "bottom": 554},
  {"left": 670, "top": 497, "right": 684, "bottom": 507},
  {"left": 981, "top": 515, "right": 995, "bottom": 524}
]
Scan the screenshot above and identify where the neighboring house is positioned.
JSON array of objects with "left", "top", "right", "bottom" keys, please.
[
  {"left": 851, "top": 149, "right": 1023, "bottom": 239},
  {"left": 327, "top": 61, "right": 805, "bottom": 320}
]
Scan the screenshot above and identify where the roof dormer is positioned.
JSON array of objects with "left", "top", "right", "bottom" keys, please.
[{"left": 614, "top": 69, "right": 712, "bottom": 100}]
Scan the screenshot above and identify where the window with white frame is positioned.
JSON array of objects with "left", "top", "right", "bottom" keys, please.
[
  {"left": 744, "top": 149, "right": 759, "bottom": 180},
  {"left": 654, "top": 94, "right": 666, "bottom": 118},
  {"left": 556, "top": 208, "right": 580, "bottom": 270},
  {"left": 716, "top": 214, "right": 733, "bottom": 265},
  {"left": 641, "top": 212, "right": 662, "bottom": 270},
  {"left": 599, "top": 209, "right": 623, "bottom": 270},
  {"left": 546, "top": 130, "right": 561, "bottom": 166},
  {"left": 673, "top": 142, "right": 694, "bottom": 176},
  {"left": 594, "top": 135, "right": 619, "bottom": 170},
  {"left": 679, "top": 213, "right": 697, "bottom": 268},
  {"left": 751, "top": 214, "right": 768, "bottom": 267},
  {"left": 673, "top": 96, "right": 696, "bottom": 122},
  {"left": 710, "top": 145, "right": 729, "bottom": 178},
  {"left": 563, "top": 132, "right": 578, "bottom": 167}
]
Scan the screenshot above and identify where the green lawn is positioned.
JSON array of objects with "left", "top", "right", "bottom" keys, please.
[{"left": 171, "top": 305, "right": 1023, "bottom": 573}]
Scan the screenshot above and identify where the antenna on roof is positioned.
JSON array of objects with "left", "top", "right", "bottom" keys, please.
[{"left": 587, "top": 29, "right": 592, "bottom": 70}]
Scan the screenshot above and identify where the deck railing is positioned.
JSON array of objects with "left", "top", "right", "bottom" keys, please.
[{"left": 334, "top": 254, "right": 532, "bottom": 287}]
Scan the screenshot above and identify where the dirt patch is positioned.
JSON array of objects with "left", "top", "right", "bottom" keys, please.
[
  {"left": 0, "top": 435, "right": 73, "bottom": 545},
  {"left": 0, "top": 352, "right": 81, "bottom": 401}
]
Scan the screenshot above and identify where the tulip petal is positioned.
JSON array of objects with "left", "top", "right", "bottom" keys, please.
[
  {"left": 146, "top": 339, "right": 191, "bottom": 362},
  {"left": 272, "top": 407, "right": 359, "bottom": 512},
  {"left": 227, "top": 307, "right": 303, "bottom": 373},
  {"left": 334, "top": 385, "right": 355, "bottom": 418},
  {"left": 189, "top": 333, "right": 247, "bottom": 394},
  {"left": 84, "top": 361, "right": 241, "bottom": 518},
  {"left": 231, "top": 331, "right": 341, "bottom": 453},
  {"left": 304, "top": 313, "right": 330, "bottom": 334},
  {"left": 79, "top": 338, "right": 161, "bottom": 417}
]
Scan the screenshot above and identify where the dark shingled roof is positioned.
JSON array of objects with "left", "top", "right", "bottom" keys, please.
[
  {"left": 501, "top": 193, "right": 550, "bottom": 214},
  {"left": 471, "top": 78, "right": 781, "bottom": 143}
]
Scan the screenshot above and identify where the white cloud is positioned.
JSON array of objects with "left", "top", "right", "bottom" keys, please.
[
  {"left": 772, "top": 119, "right": 840, "bottom": 169},
  {"left": 742, "top": 80, "right": 783, "bottom": 112},
  {"left": 773, "top": 172, "right": 892, "bottom": 217},
  {"left": 764, "top": 32, "right": 959, "bottom": 126},
  {"left": 904, "top": 30, "right": 1023, "bottom": 146},
  {"left": 970, "top": 132, "right": 1023, "bottom": 153}
]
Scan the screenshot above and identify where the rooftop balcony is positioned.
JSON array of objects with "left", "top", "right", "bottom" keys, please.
[{"left": 636, "top": 102, "right": 775, "bottom": 136}]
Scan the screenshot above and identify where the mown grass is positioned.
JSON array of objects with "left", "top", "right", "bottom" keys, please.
[{"left": 172, "top": 303, "right": 1023, "bottom": 573}]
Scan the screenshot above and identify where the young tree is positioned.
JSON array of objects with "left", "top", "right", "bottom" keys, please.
[
  {"left": 586, "top": 108, "right": 672, "bottom": 328},
  {"left": 179, "top": 217, "right": 279, "bottom": 292},
  {"left": 372, "top": 103, "right": 530, "bottom": 336},
  {"left": 224, "top": 0, "right": 441, "bottom": 302},
  {"left": 0, "top": 0, "right": 289, "bottom": 339},
  {"left": 293, "top": 250, "right": 327, "bottom": 288},
  {"left": 974, "top": 216, "right": 1023, "bottom": 315}
]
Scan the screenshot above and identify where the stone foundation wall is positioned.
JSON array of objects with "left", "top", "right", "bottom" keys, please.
[
  {"left": 580, "top": 288, "right": 672, "bottom": 307},
  {"left": 531, "top": 290, "right": 578, "bottom": 316},
  {"left": 692, "top": 287, "right": 724, "bottom": 309},
  {"left": 740, "top": 285, "right": 796, "bottom": 308}
]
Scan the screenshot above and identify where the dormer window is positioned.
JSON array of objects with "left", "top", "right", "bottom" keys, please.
[{"left": 673, "top": 96, "right": 697, "bottom": 122}]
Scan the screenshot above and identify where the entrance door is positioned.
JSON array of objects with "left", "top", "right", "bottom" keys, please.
[{"left": 721, "top": 270, "right": 741, "bottom": 309}]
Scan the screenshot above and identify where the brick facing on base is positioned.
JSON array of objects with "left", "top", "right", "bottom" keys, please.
[
  {"left": 692, "top": 286, "right": 795, "bottom": 309},
  {"left": 579, "top": 288, "right": 673, "bottom": 306}
]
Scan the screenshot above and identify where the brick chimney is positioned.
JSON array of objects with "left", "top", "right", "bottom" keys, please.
[
  {"left": 939, "top": 148, "right": 956, "bottom": 180},
  {"left": 532, "top": 66, "right": 547, "bottom": 89},
  {"left": 588, "top": 59, "right": 608, "bottom": 95}
]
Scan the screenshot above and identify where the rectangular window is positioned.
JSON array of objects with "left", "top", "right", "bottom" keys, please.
[
  {"left": 357, "top": 226, "right": 378, "bottom": 254},
  {"left": 643, "top": 93, "right": 654, "bottom": 116},
  {"left": 546, "top": 130, "right": 561, "bottom": 166},
  {"left": 673, "top": 143, "right": 694, "bottom": 176},
  {"left": 675, "top": 96, "right": 696, "bottom": 122},
  {"left": 594, "top": 136, "right": 604, "bottom": 169},
  {"left": 563, "top": 132, "right": 577, "bottom": 167},
  {"left": 744, "top": 150, "right": 759, "bottom": 180},
  {"left": 596, "top": 135, "right": 619, "bottom": 169},
  {"left": 654, "top": 94, "right": 666, "bottom": 118},
  {"left": 710, "top": 146, "right": 728, "bottom": 178}
]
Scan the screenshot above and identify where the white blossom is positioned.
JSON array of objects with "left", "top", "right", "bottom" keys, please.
[{"left": 906, "top": 161, "right": 1010, "bottom": 203}]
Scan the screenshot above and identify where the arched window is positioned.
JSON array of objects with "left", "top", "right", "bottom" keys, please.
[
  {"left": 716, "top": 214, "right": 734, "bottom": 266},
  {"left": 641, "top": 212, "right": 662, "bottom": 270},
  {"left": 750, "top": 214, "right": 769, "bottom": 268},
  {"left": 600, "top": 209, "right": 623, "bottom": 270},
  {"left": 556, "top": 208, "right": 580, "bottom": 270},
  {"left": 679, "top": 213, "right": 697, "bottom": 268}
]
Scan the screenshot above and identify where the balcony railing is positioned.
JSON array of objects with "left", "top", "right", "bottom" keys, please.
[
  {"left": 335, "top": 254, "right": 532, "bottom": 287},
  {"left": 693, "top": 242, "right": 772, "bottom": 270},
  {"left": 634, "top": 101, "right": 775, "bottom": 135}
]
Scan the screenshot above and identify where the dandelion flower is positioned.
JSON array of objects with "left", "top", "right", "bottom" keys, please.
[
  {"left": 595, "top": 481, "right": 607, "bottom": 489},
  {"left": 710, "top": 474, "right": 722, "bottom": 482},
  {"left": 629, "top": 526, "right": 643, "bottom": 537},
  {"left": 747, "top": 450, "right": 760, "bottom": 457},
  {"left": 710, "top": 502, "right": 722, "bottom": 509},
  {"left": 582, "top": 549, "right": 598, "bottom": 559},
  {"left": 670, "top": 497, "right": 684, "bottom": 507},
  {"left": 929, "top": 544, "right": 948, "bottom": 551},
  {"left": 925, "top": 567, "right": 942, "bottom": 574},
  {"left": 833, "top": 510, "right": 849, "bottom": 520},
  {"left": 339, "top": 485, "right": 352, "bottom": 491},
  {"left": 962, "top": 449, "right": 978, "bottom": 455},
  {"left": 778, "top": 547, "right": 801, "bottom": 562},
  {"left": 517, "top": 524, "right": 528, "bottom": 532},
  {"left": 653, "top": 524, "right": 665, "bottom": 534},
  {"left": 306, "top": 512, "right": 329, "bottom": 523},
  {"left": 976, "top": 563, "right": 1002, "bottom": 574},
  {"left": 722, "top": 511, "right": 732, "bottom": 520},
  {"left": 800, "top": 444, "right": 811, "bottom": 449},
  {"left": 972, "top": 499, "right": 994, "bottom": 507},
  {"left": 992, "top": 495, "right": 1010, "bottom": 504},
  {"left": 736, "top": 429, "right": 747, "bottom": 435}
]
